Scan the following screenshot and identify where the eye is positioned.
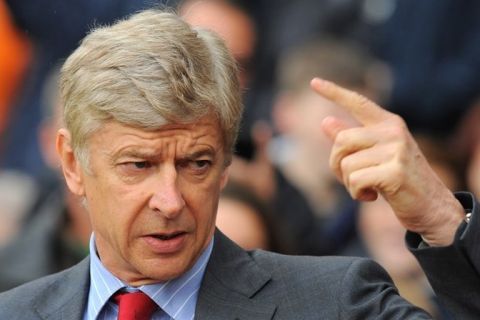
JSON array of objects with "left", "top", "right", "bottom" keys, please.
[
  {"left": 178, "top": 159, "right": 212, "bottom": 175},
  {"left": 118, "top": 161, "right": 153, "bottom": 171},
  {"left": 192, "top": 160, "right": 211, "bottom": 170},
  {"left": 132, "top": 161, "right": 152, "bottom": 169}
]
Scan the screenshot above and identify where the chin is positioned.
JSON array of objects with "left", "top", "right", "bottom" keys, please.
[{"left": 152, "top": 255, "right": 195, "bottom": 279}]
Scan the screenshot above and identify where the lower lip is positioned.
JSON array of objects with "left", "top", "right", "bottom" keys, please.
[{"left": 143, "top": 233, "right": 187, "bottom": 254}]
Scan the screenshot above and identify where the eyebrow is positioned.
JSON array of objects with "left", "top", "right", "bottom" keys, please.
[
  {"left": 182, "top": 148, "right": 216, "bottom": 160},
  {"left": 113, "top": 150, "right": 158, "bottom": 160},
  {"left": 112, "top": 147, "right": 216, "bottom": 161}
]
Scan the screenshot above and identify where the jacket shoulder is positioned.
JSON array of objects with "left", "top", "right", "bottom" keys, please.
[
  {"left": 0, "top": 257, "right": 90, "bottom": 318},
  {"left": 251, "top": 249, "right": 369, "bottom": 279},
  {"left": 249, "top": 250, "right": 431, "bottom": 319}
]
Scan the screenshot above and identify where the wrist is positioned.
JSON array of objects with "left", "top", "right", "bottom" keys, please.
[{"left": 420, "top": 199, "right": 465, "bottom": 247}]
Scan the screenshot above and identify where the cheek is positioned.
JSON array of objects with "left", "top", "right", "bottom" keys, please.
[
  {"left": 182, "top": 178, "right": 221, "bottom": 231},
  {"left": 86, "top": 177, "right": 143, "bottom": 236}
]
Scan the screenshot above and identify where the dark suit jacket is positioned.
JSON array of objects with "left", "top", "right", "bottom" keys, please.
[{"left": 0, "top": 230, "right": 430, "bottom": 319}]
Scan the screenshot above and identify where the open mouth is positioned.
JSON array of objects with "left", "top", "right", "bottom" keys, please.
[
  {"left": 144, "top": 231, "right": 188, "bottom": 253},
  {"left": 151, "top": 232, "right": 185, "bottom": 241}
]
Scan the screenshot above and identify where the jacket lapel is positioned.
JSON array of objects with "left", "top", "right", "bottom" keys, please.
[
  {"left": 195, "top": 230, "right": 277, "bottom": 320},
  {"left": 34, "top": 257, "right": 90, "bottom": 320}
]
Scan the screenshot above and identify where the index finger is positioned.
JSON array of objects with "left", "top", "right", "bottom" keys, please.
[{"left": 310, "top": 78, "right": 390, "bottom": 126}]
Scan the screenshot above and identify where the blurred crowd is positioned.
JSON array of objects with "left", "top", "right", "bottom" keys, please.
[{"left": 2, "top": 0, "right": 480, "bottom": 318}]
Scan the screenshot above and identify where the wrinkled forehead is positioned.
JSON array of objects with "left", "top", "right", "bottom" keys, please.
[{"left": 86, "top": 116, "right": 226, "bottom": 155}]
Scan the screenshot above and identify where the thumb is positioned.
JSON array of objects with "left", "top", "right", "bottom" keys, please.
[{"left": 321, "top": 116, "right": 353, "bottom": 141}]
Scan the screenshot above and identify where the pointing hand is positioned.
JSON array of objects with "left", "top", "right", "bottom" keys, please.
[{"left": 311, "top": 78, "right": 464, "bottom": 246}]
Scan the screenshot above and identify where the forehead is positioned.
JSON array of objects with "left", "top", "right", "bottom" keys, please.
[{"left": 88, "top": 116, "right": 224, "bottom": 157}]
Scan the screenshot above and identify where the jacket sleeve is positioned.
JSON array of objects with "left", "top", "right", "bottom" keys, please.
[
  {"left": 407, "top": 192, "right": 480, "bottom": 319},
  {"left": 338, "top": 258, "right": 432, "bottom": 319}
]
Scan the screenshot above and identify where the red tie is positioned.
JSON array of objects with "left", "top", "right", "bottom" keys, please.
[{"left": 113, "top": 291, "right": 158, "bottom": 320}]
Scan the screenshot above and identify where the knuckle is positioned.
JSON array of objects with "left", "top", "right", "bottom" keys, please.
[
  {"left": 330, "top": 134, "right": 349, "bottom": 166},
  {"left": 385, "top": 163, "right": 405, "bottom": 193},
  {"left": 335, "top": 130, "right": 347, "bottom": 144},
  {"left": 389, "top": 114, "right": 408, "bottom": 130},
  {"left": 389, "top": 162, "right": 403, "bottom": 178},
  {"left": 392, "top": 140, "right": 410, "bottom": 165},
  {"left": 385, "top": 121, "right": 409, "bottom": 142},
  {"left": 340, "top": 157, "right": 352, "bottom": 175},
  {"left": 388, "top": 124, "right": 403, "bottom": 137},
  {"left": 329, "top": 155, "right": 337, "bottom": 170},
  {"left": 391, "top": 113, "right": 405, "bottom": 123},
  {"left": 329, "top": 154, "right": 342, "bottom": 177},
  {"left": 354, "top": 92, "right": 370, "bottom": 109},
  {"left": 348, "top": 171, "right": 362, "bottom": 199}
]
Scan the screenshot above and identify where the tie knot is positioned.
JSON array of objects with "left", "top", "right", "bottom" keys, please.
[{"left": 113, "top": 291, "right": 157, "bottom": 320}]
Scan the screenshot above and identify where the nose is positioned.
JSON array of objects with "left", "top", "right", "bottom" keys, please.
[{"left": 148, "top": 167, "right": 185, "bottom": 219}]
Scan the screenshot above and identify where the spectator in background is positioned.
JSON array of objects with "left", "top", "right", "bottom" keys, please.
[
  {"left": 372, "top": 0, "right": 480, "bottom": 137},
  {"left": 0, "top": 67, "right": 90, "bottom": 292},
  {"left": 235, "top": 0, "right": 480, "bottom": 144},
  {"left": 271, "top": 39, "right": 385, "bottom": 217},
  {"left": 230, "top": 39, "right": 388, "bottom": 255},
  {"left": 180, "top": 0, "right": 257, "bottom": 160},
  {"left": 180, "top": 0, "right": 255, "bottom": 90},
  {"left": 0, "top": 170, "right": 36, "bottom": 248},
  {"left": 237, "top": 0, "right": 365, "bottom": 131},
  {"left": 216, "top": 181, "right": 290, "bottom": 253},
  {"left": 271, "top": 39, "right": 388, "bottom": 255}
]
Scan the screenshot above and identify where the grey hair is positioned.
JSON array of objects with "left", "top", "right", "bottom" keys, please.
[{"left": 60, "top": 9, "right": 242, "bottom": 167}]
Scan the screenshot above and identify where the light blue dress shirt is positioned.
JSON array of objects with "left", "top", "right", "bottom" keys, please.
[{"left": 83, "top": 234, "right": 213, "bottom": 320}]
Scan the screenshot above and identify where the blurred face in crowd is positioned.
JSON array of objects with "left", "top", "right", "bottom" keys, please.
[
  {"left": 358, "top": 196, "right": 421, "bottom": 278},
  {"left": 216, "top": 197, "right": 269, "bottom": 250},
  {"left": 57, "top": 116, "right": 229, "bottom": 285},
  {"left": 273, "top": 90, "right": 357, "bottom": 176},
  {"left": 181, "top": 0, "right": 255, "bottom": 89},
  {"left": 275, "top": 90, "right": 357, "bottom": 150}
]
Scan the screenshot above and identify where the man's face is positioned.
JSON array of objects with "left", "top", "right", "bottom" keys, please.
[{"left": 61, "top": 116, "right": 229, "bottom": 285}]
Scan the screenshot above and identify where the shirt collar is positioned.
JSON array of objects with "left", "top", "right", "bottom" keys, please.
[{"left": 86, "top": 233, "right": 213, "bottom": 319}]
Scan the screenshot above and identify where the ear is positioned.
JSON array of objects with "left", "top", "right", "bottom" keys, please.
[{"left": 56, "top": 128, "right": 85, "bottom": 196}]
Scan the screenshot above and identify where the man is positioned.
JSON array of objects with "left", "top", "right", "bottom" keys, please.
[{"left": 0, "top": 8, "right": 477, "bottom": 319}]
